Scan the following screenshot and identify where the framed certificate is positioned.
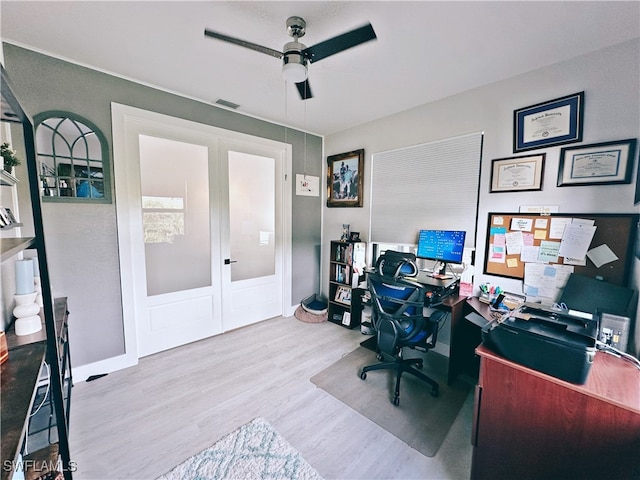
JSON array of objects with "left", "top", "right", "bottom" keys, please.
[
  {"left": 513, "top": 92, "right": 584, "bottom": 153},
  {"left": 557, "top": 139, "right": 636, "bottom": 187},
  {"left": 490, "top": 154, "right": 545, "bottom": 193}
]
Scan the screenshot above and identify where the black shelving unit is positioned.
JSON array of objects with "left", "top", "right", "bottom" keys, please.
[
  {"left": 328, "top": 240, "right": 366, "bottom": 329},
  {"left": 0, "top": 64, "right": 72, "bottom": 479}
]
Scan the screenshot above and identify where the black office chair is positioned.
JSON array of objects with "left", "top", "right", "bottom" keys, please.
[{"left": 359, "top": 251, "right": 445, "bottom": 405}]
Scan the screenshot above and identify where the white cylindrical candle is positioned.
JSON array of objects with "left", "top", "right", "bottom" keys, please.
[
  {"left": 32, "top": 256, "right": 40, "bottom": 277},
  {"left": 15, "top": 259, "right": 35, "bottom": 295}
]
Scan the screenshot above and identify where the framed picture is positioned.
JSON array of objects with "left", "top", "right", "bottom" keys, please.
[
  {"left": 513, "top": 92, "right": 584, "bottom": 153},
  {"left": 327, "top": 149, "right": 364, "bottom": 208},
  {"left": 0, "top": 207, "right": 10, "bottom": 226},
  {"left": 349, "top": 231, "right": 360, "bottom": 241},
  {"left": 557, "top": 138, "right": 636, "bottom": 187},
  {"left": 490, "top": 154, "right": 545, "bottom": 193},
  {"left": 334, "top": 285, "right": 351, "bottom": 305},
  {"left": 4, "top": 208, "right": 17, "bottom": 224}
]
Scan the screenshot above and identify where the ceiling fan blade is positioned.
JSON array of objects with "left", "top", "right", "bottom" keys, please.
[
  {"left": 204, "top": 28, "right": 283, "bottom": 59},
  {"left": 303, "top": 23, "right": 376, "bottom": 64},
  {"left": 295, "top": 79, "right": 313, "bottom": 100}
]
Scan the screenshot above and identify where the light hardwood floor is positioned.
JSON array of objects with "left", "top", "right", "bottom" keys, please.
[{"left": 69, "top": 316, "right": 473, "bottom": 479}]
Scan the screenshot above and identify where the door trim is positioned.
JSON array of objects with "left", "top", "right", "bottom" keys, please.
[{"left": 111, "top": 103, "right": 292, "bottom": 364}]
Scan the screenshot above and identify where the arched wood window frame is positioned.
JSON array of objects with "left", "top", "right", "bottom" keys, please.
[{"left": 34, "top": 111, "right": 111, "bottom": 203}]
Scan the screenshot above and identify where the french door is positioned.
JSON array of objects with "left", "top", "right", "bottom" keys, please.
[
  {"left": 112, "top": 104, "right": 291, "bottom": 358},
  {"left": 219, "top": 142, "right": 285, "bottom": 330}
]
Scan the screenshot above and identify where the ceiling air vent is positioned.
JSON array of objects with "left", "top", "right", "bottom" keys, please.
[{"left": 214, "top": 98, "right": 240, "bottom": 110}]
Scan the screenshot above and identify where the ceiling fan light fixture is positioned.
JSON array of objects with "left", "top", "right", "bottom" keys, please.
[
  {"left": 281, "top": 44, "right": 308, "bottom": 83},
  {"left": 205, "top": 15, "right": 376, "bottom": 100},
  {"left": 282, "top": 62, "right": 308, "bottom": 83}
]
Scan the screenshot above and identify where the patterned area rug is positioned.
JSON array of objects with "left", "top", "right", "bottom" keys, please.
[{"left": 157, "top": 418, "right": 322, "bottom": 480}]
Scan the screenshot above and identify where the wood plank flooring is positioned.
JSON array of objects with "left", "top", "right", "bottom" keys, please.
[{"left": 69, "top": 316, "right": 473, "bottom": 479}]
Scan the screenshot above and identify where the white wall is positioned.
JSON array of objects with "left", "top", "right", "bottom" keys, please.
[{"left": 323, "top": 39, "right": 640, "bottom": 348}]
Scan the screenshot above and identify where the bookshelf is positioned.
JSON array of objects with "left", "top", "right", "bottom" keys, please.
[{"left": 328, "top": 240, "right": 366, "bottom": 328}]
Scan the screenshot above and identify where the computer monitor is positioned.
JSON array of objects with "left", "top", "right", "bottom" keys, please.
[{"left": 416, "top": 229, "right": 466, "bottom": 276}]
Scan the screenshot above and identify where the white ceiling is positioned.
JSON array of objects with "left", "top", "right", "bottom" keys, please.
[{"left": 1, "top": 1, "right": 639, "bottom": 136}]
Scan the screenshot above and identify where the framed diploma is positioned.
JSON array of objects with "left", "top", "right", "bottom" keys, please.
[
  {"left": 490, "top": 154, "right": 545, "bottom": 193},
  {"left": 513, "top": 92, "right": 584, "bottom": 153},
  {"left": 557, "top": 138, "right": 636, "bottom": 187}
]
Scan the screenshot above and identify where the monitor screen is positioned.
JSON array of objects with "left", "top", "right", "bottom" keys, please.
[{"left": 416, "top": 229, "right": 466, "bottom": 264}]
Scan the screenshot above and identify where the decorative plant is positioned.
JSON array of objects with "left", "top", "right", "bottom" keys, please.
[{"left": 0, "top": 142, "right": 21, "bottom": 172}]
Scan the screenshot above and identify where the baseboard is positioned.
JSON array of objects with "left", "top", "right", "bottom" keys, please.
[{"left": 72, "top": 352, "right": 138, "bottom": 383}]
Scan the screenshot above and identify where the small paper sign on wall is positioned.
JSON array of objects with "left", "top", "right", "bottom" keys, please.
[{"left": 296, "top": 174, "right": 319, "bottom": 197}]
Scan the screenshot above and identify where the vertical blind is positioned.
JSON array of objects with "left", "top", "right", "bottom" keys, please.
[{"left": 370, "top": 132, "right": 483, "bottom": 247}]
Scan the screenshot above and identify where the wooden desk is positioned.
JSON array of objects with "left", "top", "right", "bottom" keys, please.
[
  {"left": 439, "top": 294, "right": 470, "bottom": 384},
  {"left": 1, "top": 298, "right": 71, "bottom": 480},
  {"left": 471, "top": 343, "right": 640, "bottom": 479},
  {"left": 446, "top": 297, "right": 491, "bottom": 384},
  {"left": 1, "top": 342, "right": 46, "bottom": 480}
]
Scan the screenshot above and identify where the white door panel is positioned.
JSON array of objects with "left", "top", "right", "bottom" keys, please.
[
  {"left": 220, "top": 143, "right": 285, "bottom": 331},
  {"left": 112, "top": 104, "right": 292, "bottom": 360}
]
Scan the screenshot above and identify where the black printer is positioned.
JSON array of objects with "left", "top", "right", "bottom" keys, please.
[{"left": 482, "top": 303, "right": 598, "bottom": 384}]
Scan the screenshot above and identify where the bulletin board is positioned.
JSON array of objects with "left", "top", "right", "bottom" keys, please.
[{"left": 484, "top": 212, "right": 639, "bottom": 286}]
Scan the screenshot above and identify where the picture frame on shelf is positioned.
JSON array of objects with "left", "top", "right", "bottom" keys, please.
[
  {"left": 334, "top": 285, "right": 351, "bottom": 305},
  {"left": 557, "top": 138, "right": 636, "bottom": 187},
  {"left": 4, "top": 207, "right": 17, "bottom": 224},
  {"left": 513, "top": 91, "right": 584, "bottom": 153},
  {"left": 327, "top": 149, "right": 364, "bottom": 208},
  {"left": 0, "top": 206, "right": 11, "bottom": 227},
  {"left": 490, "top": 153, "right": 545, "bottom": 193}
]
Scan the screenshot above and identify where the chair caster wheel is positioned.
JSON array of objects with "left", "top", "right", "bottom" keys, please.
[
  {"left": 377, "top": 354, "right": 384, "bottom": 361},
  {"left": 431, "top": 387, "right": 439, "bottom": 397},
  {"left": 416, "top": 361, "right": 423, "bottom": 370},
  {"left": 360, "top": 371, "right": 367, "bottom": 380},
  {"left": 393, "top": 396, "right": 400, "bottom": 406}
]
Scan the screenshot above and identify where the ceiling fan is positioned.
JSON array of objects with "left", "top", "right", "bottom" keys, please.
[{"left": 204, "top": 16, "right": 377, "bottom": 100}]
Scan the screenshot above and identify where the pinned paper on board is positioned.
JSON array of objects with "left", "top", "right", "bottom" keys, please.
[
  {"left": 549, "top": 217, "right": 572, "bottom": 239},
  {"left": 564, "top": 256, "right": 587, "bottom": 266},
  {"left": 505, "top": 231, "right": 523, "bottom": 255},
  {"left": 587, "top": 244, "right": 619, "bottom": 268},
  {"left": 485, "top": 212, "right": 636, "bottom": 284},
  {"left": 489, "top": 243, "right": 506, "bottom": 263},
  {"left": 534, "top": 218, "right": 549, "bottom": 229},
  {"left": 558, "top": 223, "right": 597, "bottom": 259},
  {"left": 523, "top": 263, "right": 574, "bottom": 301},
  {"left": 510, "top": 217, "right": 533, "bottom": 231},
  {"left": 534, "top": 229, "right": 547, "bottom": 240}
]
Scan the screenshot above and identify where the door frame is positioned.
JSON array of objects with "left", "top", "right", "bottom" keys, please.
[{"left": 110, "top": 103, "right": 292, "bottom": 368}]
